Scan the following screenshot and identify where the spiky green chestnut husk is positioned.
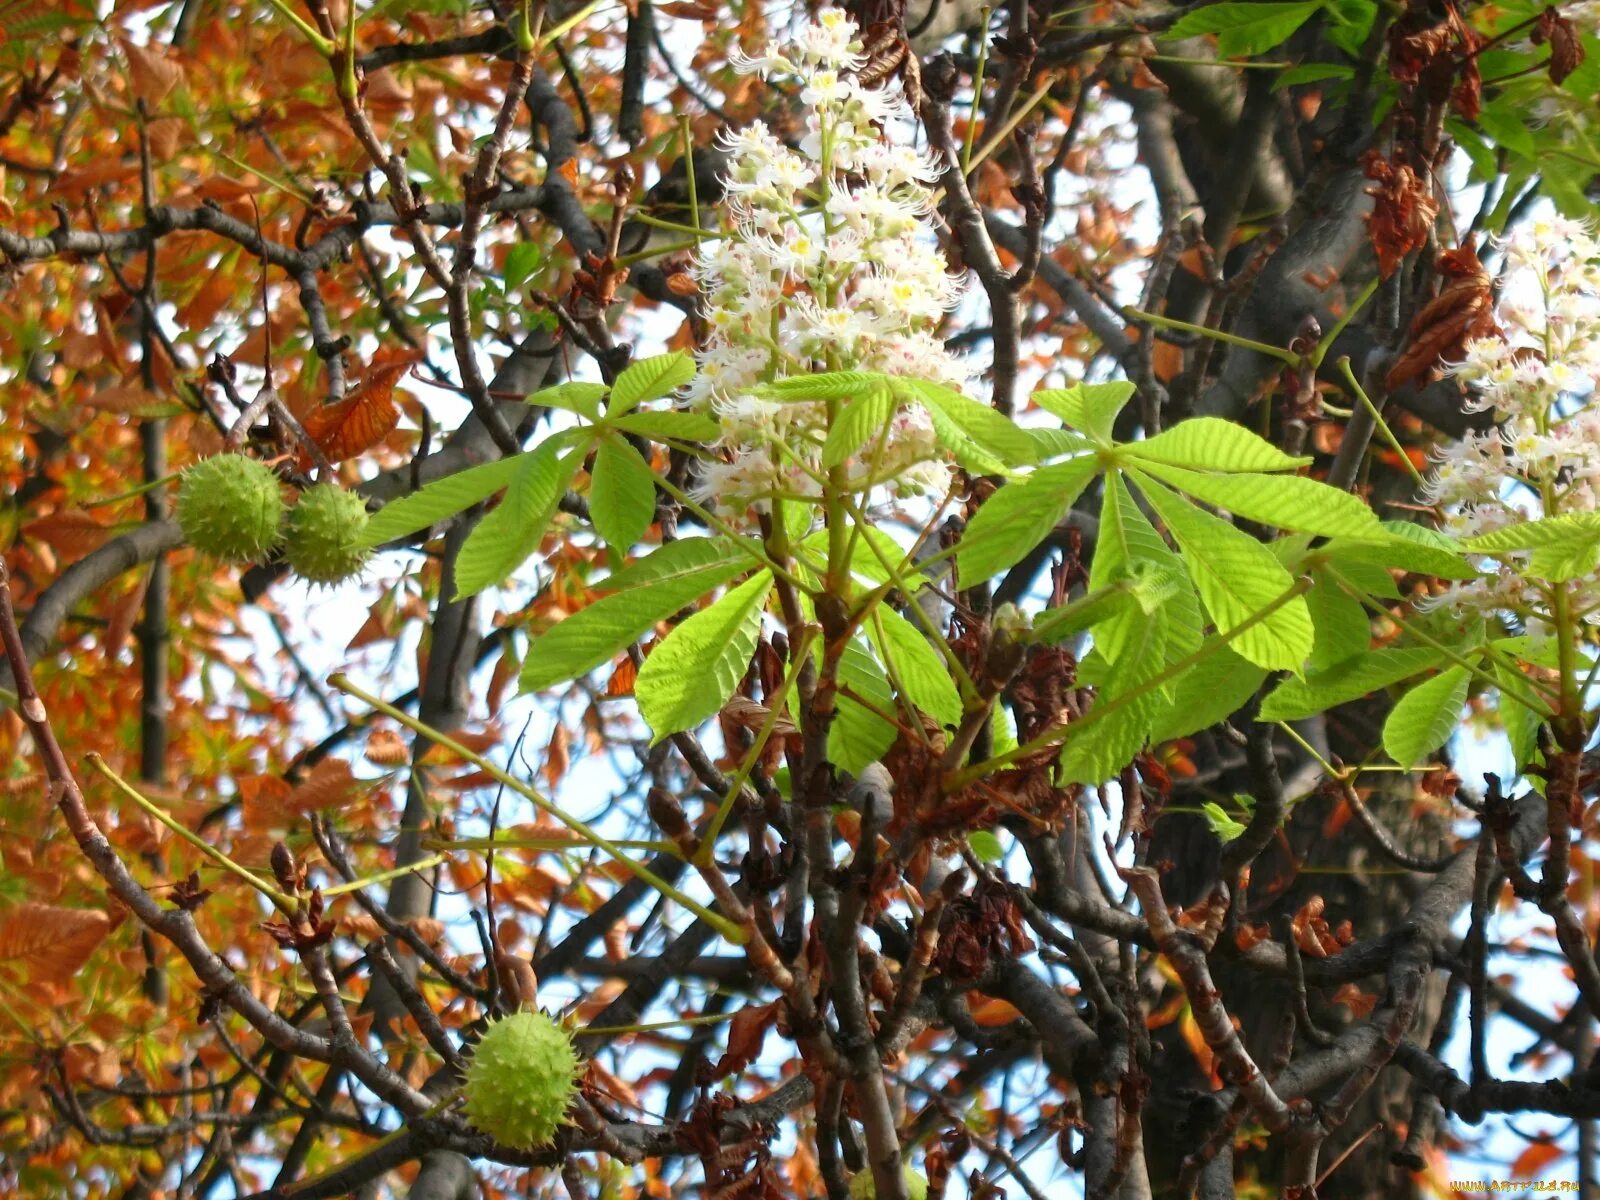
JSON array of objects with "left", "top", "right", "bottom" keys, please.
[
  {"left": 176, "top": 454, "right": 286, "bottom": 563},
  {"left": 283, "top": 484, "right": 371, "bottom": 585},
  {"left": 848, "top": 1169, "right": 929, "bottom": 1200},
  {"left": 462, "top": 1011, "right": 582, "bottom": 1150}
]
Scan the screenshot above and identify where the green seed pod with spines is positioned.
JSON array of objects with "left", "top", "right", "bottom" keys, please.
[
  {"left": 461, "top": 1011, "right": 582, "bottom": 1150},
  {"left": 283, "top": 484, "right": 371, "bottom": 585},
  {"left": 176, "top": 454, "right": 286, "bottom": 563}
]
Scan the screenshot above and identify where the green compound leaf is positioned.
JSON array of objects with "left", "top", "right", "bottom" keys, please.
[
  {"left": 955, "top": 457, "right": 1099, "bottom": 586},
  {"left": 1134, "top": 461, "right": 1381, "bottom": 538},
  {"left": 361, "top": 454, "right": 527, "bottom": 547},
  {"left": 635, "top": 570, "right": 772, "bottom": 740},
  {"left": 1120, "top": 417, "right": 1311, "bottom": 473},
  {"left": 1133, "top": 473, "right": 1314, "bottom": 672},
  {"left": 1382, "top": 665, "right": 1470, "bottom": 766},
  {"left": 589, "top": 436, "right": 657, "bottom": 549},
  {"left": 608, "top": 352, "right": 696, "bottom": 415},
  {"left": 1258, "top": 646, "right": 1447, "bottom": 722},
  {"left": 455, "top": 437, "right": 583, "bottom": 598},
  {"left": 520, "top": 539, "right": 749, "bottom": 691},
  {"left": 1031, "top": 381, "right": 1135, "bottom": 444}
]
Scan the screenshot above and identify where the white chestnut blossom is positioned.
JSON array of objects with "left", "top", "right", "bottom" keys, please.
[
  {"left": 692, "top": 8, "right": 968, "bottom": 514},
  {"left": 1423, "top": 217, "right": 1600, "bottom": 636}
]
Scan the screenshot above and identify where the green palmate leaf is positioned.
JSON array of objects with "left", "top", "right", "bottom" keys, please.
[
  {"left": 520, "top": 540, "right": 749, "bottom": 691},
  {"left": 503, "top": 242, "right": 544, "bottom": 291},
  {"left": 635, "top": 570, "right": 772, "bottom": 739},
  {"left": 1027, "top": 428, "right": 1097, "bottom": 459},
  {"left": 607, "top": 410, "right": 721, "bottom": 441},
  {"left": 1133, "top": 461, "right": 1381, "bottom": 538},
  {"left": 830, "top": 638, "right": 898, "bottom": 773},
  {"left": 967, "top": 830, "right": 1004, "bottom": 863},
  {"left": 361, "top": 454, "right": 527, "bottom": 546},
  {"left": 1121, "top": 418, "right": 1311, "bottom": 473},
  {"left": 822, "top": 382, "right": 896, "bottom": 468},
  {"left": 1463, "top": 511, "right": 1600, "bottom": 552},
  {"left": 1132, "top": 473, "right": 1305, "bottom": 672},
  {"left": 1274, "top": 61, "right": 1355, "bottom": 90},
  {"left": 1060, "top": 609, "right": 1169, "bottom": 785},
  {"left": 1324, "top": 521, "right": 1478, "bottom": 580},
  {"left": 1496, "top": 662, "right": 1544, "bottom": 776},
  {"left": 455, "top": 437, "right": 584, "bottom": 598},
  {"left": 530, "top": 380, "right": 608, "bottom": 419},
  {"left": 608, "top": 352, "right": 696, "bottom": 415},
  {"left": 954, "top": 457, "right": 1098, "bottom": 585},
  {"left": 868, "top": 605, "right": 962, "bottom": 728},
  {"left": 764, "top": 370, "right": 887, "bottom": 401},
  {"left": 1031, "top": 381, "right": 1135, "bottom": 445},
  {"left": 1305, "top": 568, "right": 1371, "bottom": 671},
  {"left": 1165, "top": 0, "right": 1325, "bottom": 57},
  {"left": 1090, "top": 474, "right": 1205, "bottom": 671},
  {"left": 589, "top": 436, "right": 657, "bottom": 549},
  {"left": 1147, "top": 645, "right": 1268, "bottom": 744},
  {"left": 1203, "top": 800, "right": 1248, "bottom": 844},
  {"left": 1257, "top": 646, "right": 1446, "bottom": 721},
  {"left": 1528, "top": 536, "right": 1600, "bottom": 583},
  {"left": 1134, "top": 474, "right": 1314, "bottom": 672},
  {"left": 1382, "top": 665, "right": 1470, "bottom": 766},
  {"left": 896, "top": 377, "right": 1036, "bottom": 467}
]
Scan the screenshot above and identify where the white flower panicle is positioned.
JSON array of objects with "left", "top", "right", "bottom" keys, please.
[
  {"left": 1423, "top": 217, "right": 1600, "bottom": 635},
  {"left": 691, "top": 8, "right": 966, "bottom": 513}
]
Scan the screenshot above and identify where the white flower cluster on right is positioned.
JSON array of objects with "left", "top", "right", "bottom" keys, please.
[
  {"left": 687, "top": 8, "right": 969, "bottom": 516},
  {"left": 1423, "top": 217, "right": 1600, "bottom": 634}
]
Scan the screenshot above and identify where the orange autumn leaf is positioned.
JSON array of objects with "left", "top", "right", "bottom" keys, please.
[
  {"left": 0, "top": 903, "right": 111, "bottom": 989},
  {"left": 298, "top": 349, "right": 418, "bottom": 467},
  {"left": 1508, "top": 1138, "right": 1564, "bottom": 1180},
  {"left": 284, "top": 757, "right": 361, "bottom": 812}
]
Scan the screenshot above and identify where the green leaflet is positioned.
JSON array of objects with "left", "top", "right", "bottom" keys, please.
[
  {"left": 1464, "top": 512, "right": 1600, "bottom": 582},
  {"left": 589, "top": 437, "right": 656, "bottom": 549},
  {"left": 361, "top": 454, "right": 527, "bottom": 547},
  {"left": 1496, "top": 661, "right": 1544, "bottom": 778},
  {"left": 1031, "top": 381, "right": 1134, "bottom": 445},
  {"left": 454, "top": 438, "right": 583, "bottom": 598},
  {"left": 520, "top": 539, "right": 750, "bottom": 691},
  {"left": 1382, "top": 665, "right": 1470, "bottom": 766},
  {"left": 529, "top": 380, "right": 608, "bottom": 419},
  {"left": 822, "top": 382, "right": 896, "bottom": 468},
  {"left": 1257, "top": 646, "right": 1447, "bottom": 722},
  {"left": 608, "top": 410, "right": 721, "bottom": 441},
  {"left": 1060, "top": 605, "right": 1169, "bottom": 785},
  {"left": 1324, "top": 522, "right": 1479, "bottom": 580},
  {"left": 954, "top": 457, "right": 1098, "bottom": 586},
  {"left": 1133, "top": 461, "right": 1381, "bottom": 538},
  {"left": 1165, "top": 0, "right": 1325, "bottom": 57},
  {"left": 1027, "top": 428, "right": 1096, "bottom": 459},
  {"left": 867, "top": 605, "right": 962, "bottom": 728},
  {"left": 1305, "top": 568, "right": 1371, "bottom": 671},
  {"left": 635, "top": 570, "right": 772, "bottom": 740},
  {"left": 895, "top": 377, "right": 1036, "bottom": 467},
  {"left": 763, "top": 370, "right": 887, "bottom": 401},
  {"left": 967, "top": 830, "right": 1004, "bottom": 863},
  {"left": 1202, "top": 797, "right": 1253, "bottom": 842},
  {"left": 1147, "top": 645, "right": 1267, "bottom": 745},
  {"left": 1133, "top": 473, "right": 1314, "bottom": 672},
  {"left": 608, "top": 352, "right": 696, "bottom": 415},
  {"left": 1121, "top": 418, "right": 1311, "bottom": 473},
  {"left": 503, "top": 242, "right": 544, "bottom": 291},
  {"left": 1087, "top": 472, "right": 1202, "bottom": 667},
  {"left": 830, "top": 638, "right": 898, "bottom": 774}
]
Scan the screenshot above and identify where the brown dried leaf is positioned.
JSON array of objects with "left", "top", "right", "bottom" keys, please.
[
  {"left": 707, "top": 1000, "right": 779, "bottom": 1080},
  {"left": 1363, "top": 150, "right": 1439, "bottom": 279},
  {"left": 0, "top": 903, "right": 111, "bottom": 988},
  {"left": 284, "top": 757, "right": 360, "bottom": 813},
  {"left": 1386, "top": 244, "right": 1497, "bottom": 391},
  {"left": 298, "top": 349, "right": 417, "bottom": 467},
  {"left": 1535, "top": 5, "right": 1586, "bottom": 84},
  {"left": 364, "top": 727, "right": 410, "bottom": 767}
]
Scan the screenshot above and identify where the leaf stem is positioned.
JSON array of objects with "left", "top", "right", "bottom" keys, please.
[{"left": 328, "top": 676, "right": 747, "bottom": 944}]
